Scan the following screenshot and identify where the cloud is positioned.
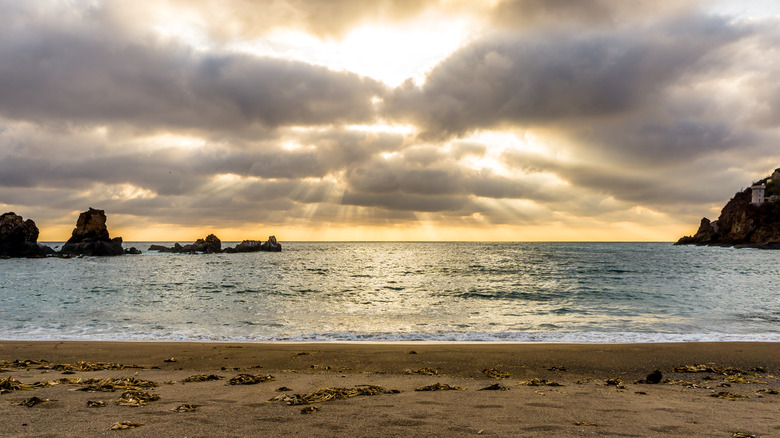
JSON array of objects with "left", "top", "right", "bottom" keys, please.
[
  {"left": 0, "top": 3, "right": 386, "bottom": 134},
  {"left": 490, "top": 0, "right": 701, "bottom": 29},
  {"left": 387, "top": 13, "right": 745, "bottom": 139},
  {"left": 155, "top": 0, "right": 437, "bottom": 40},
  {"left": 2, "top": 1, "right": 780, "bottom": 240}
]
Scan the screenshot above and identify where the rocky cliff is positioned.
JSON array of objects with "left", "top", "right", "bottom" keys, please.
[
  {"left": 0, "top": 212, "right": 54, "bottom": 257},
  {"left": 676, "top": 186, "right": 780, "bottom": 249}
]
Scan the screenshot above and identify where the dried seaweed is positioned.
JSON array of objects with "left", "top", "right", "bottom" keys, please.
[
  {"left": 673, "top": 364, "right": 745, "bottom": 375},
  {"left": 172, "top": 404, "right": 199, "bottom": 412},
  {"left": 548, "top": 366, "right": 567, "bottom": 372},
  {"left": 756, "top": 388, "right": 779, "bottom": 395},
  {"left": 663, "top": 379, "right": 709, "bottom": 389},
  {"left": 78, "top": 377, "right": 157, "bottom": 392},
  {"left": 574, "top": 421, "right": 599, "bottom": 426},
  {"left": 280, "top": 385, "right": 394, "bottom": 405},
  {"left": 415, "top": 383, "right": 463, "bottom": 391},
  {"left": 109, "top": 421, "right": 143, "bottom": 430},
  {"left": 518, "top": 378, "right": 564, "bottom": 387},
  {"left": 52, "top": 361, "right": 125, "bottom": 372},
  {"left": 228, "top": 373, "right": 274, "bottom": 385},
  {"left": 0, "top": 359, "right": 133, "bottom": 372},
  {"left": 183, "top": 374, "right": 223, "bottom": 383},
  {"left": 0, "top": 360, "right": 50, "bottom": 369},
  {"left": 405, "top": 368, "right": 439, "bottom": 376},
  {"left": 301, "top": 406, "right": 320, "bottom": 414},
  {"left": 479, "top": 383, "right": 509, "bottom": 391},
  {"left": 482, "top": 368, "right": 510, "bottom": 379},
  {"left": 116, "top": 390, "right": 160, "bottom": 406},
  {"left": 710, "top": 391, "right": 747, "bottom": 399},
  {"left": 725, "top": 375, "right": 766, "bottom": 384},
  {"left": 16, "top": 396, "right": 52, "bottom": 407},
  {"left": 0, "top": 376, "right": 29, "bottom": 393},
  {"left": 87, "top": 400, "right": 106, "bottom": 407}
]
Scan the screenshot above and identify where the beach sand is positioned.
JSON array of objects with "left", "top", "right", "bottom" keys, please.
[{"left": 1, "top": 341, "right": 778, "bottom": 437}]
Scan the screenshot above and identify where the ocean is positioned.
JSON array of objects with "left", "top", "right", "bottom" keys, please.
[{"left": 1, "top": 242, "right": 778, "bottom": 343}]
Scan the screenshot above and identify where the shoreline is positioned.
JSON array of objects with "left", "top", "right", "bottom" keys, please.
[{"left": 2, "top": 341, "right": 778, "bottom": 436}]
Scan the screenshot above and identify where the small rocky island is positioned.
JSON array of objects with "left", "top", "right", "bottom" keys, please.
[
  {"left": 0, "top": 207, "right": 281, "bottom": 257},
  {"left": 676, "top": 168, "right": 780, "bottom": 249},
  {"left": 60, "top": 208, "right": 130, "bottom": 256},
  {"left": 149, "top": 235, "right": 281, "bottom": 253}
]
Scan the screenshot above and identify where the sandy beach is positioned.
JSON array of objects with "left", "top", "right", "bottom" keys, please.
[{"left": 0, "top": 341, "right": 778, "bottom": 437}]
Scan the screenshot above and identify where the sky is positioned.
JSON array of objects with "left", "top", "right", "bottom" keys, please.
[{"left": 1, "top": 0, "right": 779, "bottom": 242}]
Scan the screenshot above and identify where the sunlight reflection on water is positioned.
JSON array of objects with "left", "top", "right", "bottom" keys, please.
[{"left": 1, "top": 242, "right": 779, "bottom": 342}]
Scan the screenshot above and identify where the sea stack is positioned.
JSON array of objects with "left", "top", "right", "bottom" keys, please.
[
  {"left": 676, "top": 168, "right": 780, "bottom": 249},
  {"left": 60, "top": 208, "right": 125, "bottom": 256},
  {"left": 0, "top": 212, "right": 54, "bottom": 258}
]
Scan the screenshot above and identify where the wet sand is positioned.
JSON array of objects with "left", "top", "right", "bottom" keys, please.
[{"left": 1, "top": 341, "right": 778, "bottom": 437}]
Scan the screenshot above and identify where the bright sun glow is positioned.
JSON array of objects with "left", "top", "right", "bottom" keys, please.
[{"left": 229, "top": 14, "right": 476, "bottom": 86}]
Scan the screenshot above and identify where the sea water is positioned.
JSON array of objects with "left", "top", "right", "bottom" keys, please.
[{"left": 1, "top": 242, "right": 778, "bottom": 342}]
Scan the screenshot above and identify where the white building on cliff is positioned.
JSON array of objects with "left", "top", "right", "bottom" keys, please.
[{"left": 751, "top": 168, "right": 780, "bottom": 205}]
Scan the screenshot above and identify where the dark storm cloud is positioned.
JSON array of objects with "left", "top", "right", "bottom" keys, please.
[
  {"left": 0, "top": 4, "right": 385, "bottom": 132},
  {"left": 387, "top": 13, "right": 745, "bottom": 138}
]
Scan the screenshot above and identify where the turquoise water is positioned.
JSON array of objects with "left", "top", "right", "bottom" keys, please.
[{"left": 1, "top": 242, "right": 778, "bottom": 342}]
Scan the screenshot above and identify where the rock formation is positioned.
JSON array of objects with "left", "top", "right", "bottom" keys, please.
[
  {"left": 677, "top": 172, "right": 780, "bottom": 249},
  {"left": 60, "top": 208, "right": 125, "bottom": 256},
  {"left": 0, "top": 212, "right": 54, "bottom": 258},
  {"left": 223, "top": 236, "right": 282, "bottom": 253},
  {"left": 150, "top": 235, "right": 281, "bottom": 253},
  {"left": 148, "top": 234, "right": 221, "bottom": 254}
]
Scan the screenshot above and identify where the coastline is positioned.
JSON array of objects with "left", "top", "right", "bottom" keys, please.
[{"left": 2, "top": 341, "right": 778, "bottom": 436}]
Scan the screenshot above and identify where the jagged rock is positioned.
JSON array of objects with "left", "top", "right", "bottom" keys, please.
[
  {"left": 60, "top": 208, "right": 124, "bottom": 256},
  {"left": 150, "top": 234, "right": 282, "bottom": 254},
  {"left": 227, "top": 236, "right": 282, "bottom": 253},
  {"left": 125, "top": 247, "right": 142, "bottom": 255},
  {"left": 0, "top": 212, "right": 52, "bottom": 257},
  {"left": 231, "top": 240, "right": 264, "bottom": 253},
  {"left": 261, "top": 235, "right": 282, "bottom": 252},
  {"left": 677, "top": 171, "right": 780, "bottom": 248},
  {"left": 149, "top": 234, "right": 221, "bottom": 254},
  {"left": 191, "top": 234, "right": 221, "bottom": 253}
]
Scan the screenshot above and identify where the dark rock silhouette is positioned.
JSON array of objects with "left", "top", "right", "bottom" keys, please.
[
  {"left": 148, "top": 234, "right": 221, "bottom": 254},
  {"left": 151, "top": 235, "right": 281, "bottom": 253},
  {"left": 261, "top": 236, "right": 282, "bottom": 252},
  {"left": 677, "top": 170, "right": 780, "bottom": 248},
  {"left": 0, "top": 212, "right": 53, "bottom": 258},
  {"left": 224, "top": 236, "right": 282, "bottom": 253},
  {"left": 645, "top": 370, "right": 662, "bottom": 384},
  {"left": 60, "top": 208, "right": 125, "bottom": 256}
]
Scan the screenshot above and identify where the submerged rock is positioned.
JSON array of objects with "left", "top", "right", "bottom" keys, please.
[
  {"left": 60, "top": 208, "right": 125, "bottom": 256},
  {"left": 0, "top": 212, "right": 53, "bottom": 258}
]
